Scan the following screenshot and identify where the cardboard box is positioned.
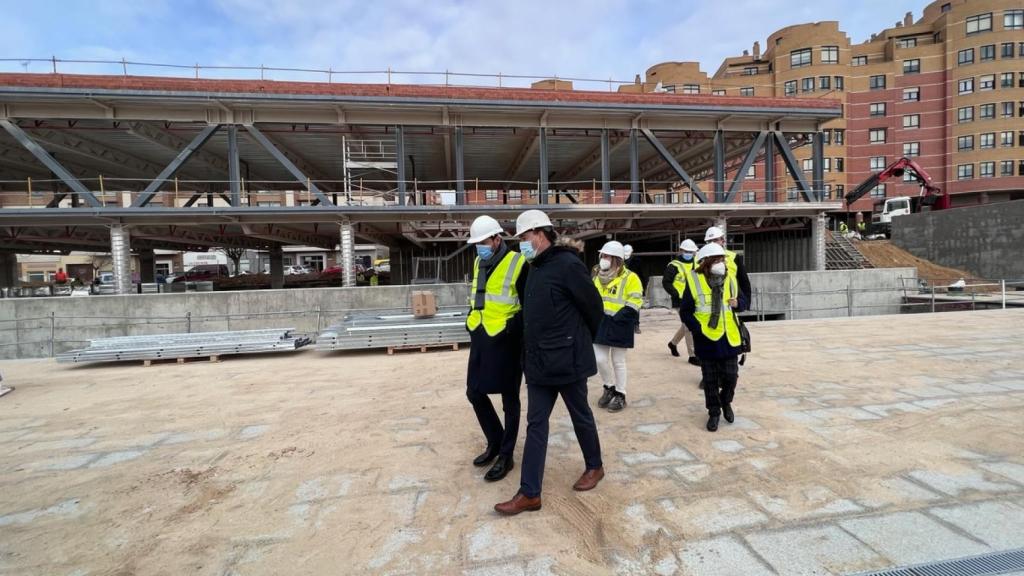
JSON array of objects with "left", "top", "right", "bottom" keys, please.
[{"left": 411, "top": 291, "right": 437, "bottom": 318}]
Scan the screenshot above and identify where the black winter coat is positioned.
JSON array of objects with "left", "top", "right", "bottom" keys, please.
[
  {"left": 521, "top": 246, "right": 604, "bottom": 387},
  {"left": 594, "top": 307, "right": 639, "bottom": 348},
  {"left": 466, "top": 263, "right": 529, "bottom": 394}
]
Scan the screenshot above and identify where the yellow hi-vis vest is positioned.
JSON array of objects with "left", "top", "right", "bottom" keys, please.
[
  {"left": 686, "top": 269, "right": 742, "bottom": 346},
  {"left": 724, "top": 249, "right": 739, "bottom": 283},
  {"left": 667, "top": 259, "right": 694, "bottom": 299},
  {"left": 466, "top": 251, "right": 525, "bottom": 336},
  {"left": 594, "top": 268, "right": 644, "bottom": 316}
]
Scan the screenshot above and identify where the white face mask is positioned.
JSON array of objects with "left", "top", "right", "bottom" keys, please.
[
  {"left": 598, "top": 258, "right": 612, "bottom": 271},
  {"left": 710, "top": 262, "right": 727, "bottom": 276}
]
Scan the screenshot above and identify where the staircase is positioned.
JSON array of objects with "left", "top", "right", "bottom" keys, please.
[{"left": 826, "top": 232, "right": 874, "bottom": 270}]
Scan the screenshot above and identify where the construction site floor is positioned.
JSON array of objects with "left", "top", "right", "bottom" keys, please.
[{"left": 2, "top": 309, "right": 1023, "bottom": 575}]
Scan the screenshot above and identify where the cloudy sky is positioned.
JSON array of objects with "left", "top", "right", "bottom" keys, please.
[{"left": 1, "top": 0, "right": 930, "bottom": 87}]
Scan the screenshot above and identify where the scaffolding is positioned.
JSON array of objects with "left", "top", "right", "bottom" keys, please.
[{"left": 342, "top": 136, "right": 398, "bottom": 205}]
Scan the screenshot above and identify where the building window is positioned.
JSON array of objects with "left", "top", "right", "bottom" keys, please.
[
  {"left": 1002, "top": 131, "right": 1014, "bottom": 147},
  {"left": 743, "top": 67, "right": 759, "bottom": 75},
  {"left": 903, "top": 87, "right": 920, "bottom": 101},
  {"left": 958, "top": 78, "right": 974, "bottom": 94},
  {"left": 869, "top": 75, "right": 886, "bottom": 90},
  {"left": 712, "top": 89, "right": 727, "bottom": 96},
  {"left": 941, "top": 2, "right": 951, "bottom": 12},
  {"left": 1003, "top": 102, "right": 1015, "bottom": 118},
  {"left": 967, "top": 13, "right": 992, "bottom": 35},
  {"left": 1020, "top": 130, "right": 1024, "bottom": 146},
  {"left": 802, "top": 158, "right": 814, "bottom": 172},
  {"left": 869, "top": 128, "right": 887, "bottom": 143},
  {"left": 980, "top": 161, "right": 995, "bottom": 178},
  {"left": 1020, "top": 160, "right": 1024, "bottom": 176},
  {"left": 957, "top": 164, "right": 974, "bottom": 180},
  {"left": 834, "top": 76, "right": 844, "bottom": 91},
  {"left": 958, "top": 48, "right": 975, "bottom": 65},
  {"left": 903, "top": 142, "right": 920, "bottom": 157},
  {"left": 1002, "top": 72, "right": 1014, "bottom": 88},
  {"left": 739, "top": 87, "right": 754, "bottom": 96},
  {"left": 852, "top": 55, "right": 868, "bottom": 67},
  {"left": 958, "top": 106, "right": 974, "bottom": 123},
  {"left": 823, "top": 184, "right": 832, "bottom": 200},
  {"left": 869, "top": 103, "right": 886, "bottom": 117},
  {"left": 903, "top": 114, "right": 920, "bottom": 129},
  {"left": 870, "top": 184, "right": 886, "bottom": 198},
  {"left": 819, "top": 76, "right": 831, "bottom": 90},
  {"left": 904, "top": 168, "right": 918, "bottom": 182},
  {"left": 784, "top": 80, "right": 797, "bottom": 96},
  {"left": 1006, "top": 9, "right": 1024, "bottom": 30},
  {"left": 897, "top": 37, "right": 918, "bottom": 49},
  {"left": 682, "top": 84, "right": 700, "bottom": 94},
  {"left": 508, "top": 190, "right": 522, "bottom": 200},
  {"left": 980, "top": 44, "right": 996, "bottom": 61},
  {"left": 802, "top": 77, "right": 815, "bottom": 92},
  {"left": 1003, "top": 42, "right": 1016, "bottom": 58},
  {"left": 870, "top": 156, "right": 887, "bottom": 171},
  {"left": 823, "top": 158, "right": 831, "bottom": 172},
  {"left": 1002, "top": 160, "right": 1014, "bottom": 176},
  {"left": 791, "top": 48, "right": 812, "bottom": 68},
  {"left": 821, "top": 46, "right": 839, "bottom": 64},
  {"left": 980, "top": 103, "right": 996, "bottom": 119},
  {"left": 958, "top": 135, "right": 974, "bottom": 151},
  {"left": 485, "top": 190, "right": 499, "bottom": 201},
  {"left": 903, "top": 59, "right": 921, "bottom": 74},
  {"left": 1020, "top": 42, "right": 1024, "bottom": 57},
  {"left": 787, "top": 187, "right": 799, "bottom": 201},
  {"left": 743, "top": 191, "right": 756, "bottom": 203},
  {"left": 980, "top": 133, "right": 996, "bottom": 149},
  {"left": 836, "top": 185, "right": 845, "bottom": 199},
  {"left": 834, "top": 130, "right": 844, "bottom": 145},
  {"left": 835, "top": 157, "right": 844, "bottom": 172},
  {"left": 745, "top": 165, "right": 756, "bottom": 179},
  {"left": 979, "top": 74, "right": 995, "bottom": 90},
  {"left": 1020, "top": 73, "right": 1024, "bottom": 87}
]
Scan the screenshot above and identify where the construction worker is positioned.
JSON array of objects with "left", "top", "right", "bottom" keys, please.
[
  {"left": 465, "top": 215, "right": 528, "bottom": 482},
  {"left": 663, "top": 239, "right": 700, "bottom": 366},
  {"left": 679, "top": 243, "right": 748, "bottom": 432},
  {"left": 592, "top": 241, "right": 644, "bottom": 412},
  {"left": 704, "top": 226, "right": 751, "bottom": 312},
  {"left": 494, "top": 209, "right": 605, "bottom": 516},
  {"left": 839, "top": 221, "right": 849, "bottom": 236}
]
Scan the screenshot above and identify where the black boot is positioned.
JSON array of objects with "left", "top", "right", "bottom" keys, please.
[
  {"left": 706, "top": 415, "right": 719, "bottom": 432},
  {"left": 668, "top": 342, "right": 680, "bottom": 357},
  {"left": 484, "top": 455, "right": 514, "bottom": 481},
  {"left": 687, "top": 356, "right": 701, "bottom": 367},
  {"left": 473, "top": 445, "right": 499, "bottom": 467},
  {"left": 723, "top": 405, "right": 735, "bottom": 424},
  {"left": 608, "top": 393, "right": 627, "bottom": 412},
  {"left": 598, "top": 386, "right": 616, "bottom": 409}
]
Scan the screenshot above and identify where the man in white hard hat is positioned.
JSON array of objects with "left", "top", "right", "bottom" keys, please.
[
  {"left": 662, "top": 238, "right": 700, "bottom": 365},
  {"left": 465, "top": 215, "right": 529, "bottom": 482},
  {"left": 704, "top": 225, "right": 751, "bottom": 311},
  {"left": 495, "top": 209, "right": 605, "bottom": 516},
  {"left": 591, "top": 240, "right": 644, "bottom": 412},
  {"left": 680, "top": 242, "right": 747, "bottom": 432}
]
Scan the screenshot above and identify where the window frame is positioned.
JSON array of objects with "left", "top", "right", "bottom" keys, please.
[
  {"left": 979, "top": 103, "right": 996, "bottom": 120},
  {"left": 903, "top": 142, "right": 921, "bottom": 157},
  {"left": 739, "top": 87, "right": 754, "bottom": 96},
  {"left": 958, "top": 48, "right": 975, "bottom": 65},
  {"left": 1005, "top": 9, "right": 1024, "bottom": 30},
  {"left": 979, "top": 74, "right": 995, "bottom": 90},
  {"left": 851, "top": 55, "right": 867, "bottom": 67},
  {"left": 957, "top": 135, "right": 975, "bottom": 151},
  {"left": 1001, "top": 160, "right": 1014, "bottom": 176},
  {"left": 958, "top": 106, "right": 974, "bottom": 123},
  {"left": 980, "top": 161, "right": 995, "bottom": 178},
  {"left": 902, "top": 114, "right": 920, "bottom": 129},
  {"left": 980, "top": 44, "right": 996, "bottom": 61},
  {"left": 682, "top": 84, "right": 700, "bottom": 94},
  {"left": 870, "top": 156, "right": 887, "bottom": 171},
  {"left": 869, "top": 128, "right": 887, "bottom": 144},
  {"left": 869, "top": 102, "right": 887, "bottom": 117},
  {"left": 821, "top": 45, "right": 839, "bottom": 64},
  {"left": 958, "top": 77, "right": 974, "bottom": 95},
  {"left": 903, "top": 87, "right": 920, "bottom": 101},
  {"left": 966, "top": 13, "right": 993, "bottom": 35},
  {"left": 1001, "top": 131, "right": 1014, "bottom": 147},
  {"left": 801, "top": 77, "right": 815, "bottom": 92},
  {"left": 902, "top": 59, "right": 921, "bottom": 74},
  {"left": 980, "top": 132, "right": 996, "bottom": 149},
  {"left": 957, "top": 164, "right": 974, "bottom": 180},
  {"left": 897, "top": 37, "right": 918, "bottom": 49},
  {"left": 784, "top": 80, "right": 797, "bottom": 96},
  {"left": 819, "top": 75, "right": 831, "bottom": 90},
  {"left": 869, "top": 75, "right": 886, "bottom": 90},
  {"left": 790, "top": 48, "right": 812, "bottom": 68}
]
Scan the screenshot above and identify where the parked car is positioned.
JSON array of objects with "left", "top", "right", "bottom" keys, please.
[
  {"left": 171, "top": 264, "right": 231, "bottom": 283},
  {"left": 374, "top": 259, "right": 390, "bottom": 273},
  {"left": 285, "top": 265, "right": 312, "bottom": 275}
]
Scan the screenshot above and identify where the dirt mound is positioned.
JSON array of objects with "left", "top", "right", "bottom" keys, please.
[{"left": 855, "top": 240, "right": 987, "bottom": 287}]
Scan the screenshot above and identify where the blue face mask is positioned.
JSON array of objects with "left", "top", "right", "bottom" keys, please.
[
  {"left": 519, "top": 241, "right": 536, "bottom": 261},
  {"left": 476, "top": 244, "right": 494, "bottom": 260},
  {"left": 682, "top": 253, "right": 694, "bottom": 262}
]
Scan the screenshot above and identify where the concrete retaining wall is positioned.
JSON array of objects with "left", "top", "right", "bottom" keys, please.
[
  {"left": 0, "top": 283, "right": 470, "bottom": 360},
  {"left": 646, "top": 267, "right": 918, "bottom": 320},
  {"left": 892, "top": 200, "right": 1024, "bottom": 282}
]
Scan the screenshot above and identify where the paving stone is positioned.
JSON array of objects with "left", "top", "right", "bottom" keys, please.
[
  {"left": 805, "top": 407, "right": 882, "bottom": 422},
  {"left": 0, "top": 498, "right": 81, "bottom": 527},
  {"left": 993, "top": 379, "right": 1024, "bottom": 391},
  {"left": 672, "top": 464, "right": 711, "bottom": 482},
  {"left": 781, "top": 411, "right": 823, "bottom": 425},
  {"left": 367, "top": 528, "right": 422, "bottom": 569},
  {"left": 945, "top": 382, "right": 1012, "bottom": 395},
  {"left": 160, "top": 429, "right": 228, "bottom": 445},
  {"left": 524, "top": 556, "right": 556, "bottom": 576},
  {"left": 752, "top": 486, "right": 863, "bottom": 521},
  {"left": 912, "top": 398, "right": 960, "bottom": 410},
  {"left": 387, "top": 476, "right": 427, "bottom": 492},
  {"left": 929, "top": 501, "right": 1024, "bottom": 550},
  {"left": 675, "top": 535, "right": 773, "bottom": 576},
  {"left": 839, "top": 511, "right": 989, "bottom": 566},
  {"left": 908, "top": 469, "right": 1019, "bottom": 496},
  {"left": 903, "top": 386, "right": 955, "bottom": 398},
  {"left": 978, "top": 461, "right": 1024, "bottom": 486},
  {"left": 745, "top": 525, "right": 885, "bottom": 576},
  {"left": 857, "top": 477, "right": 942, "bottom": 509},
  {"left": 18, "top": 437, "right": 97, "bottom": 453},
  {"left": 87, "top": 450, "right": 145, "bottom": 468},
  {"left": 620, "top": 446, "right": 695, "bottom": 466},
  {"left": 860, "top": 402, "right": 928, "bottom": 417},
  {"left": 726, "top": 416, "right": 761, "bottom": 430},
  {"left": 746, "top": 457, "right": 779, "bottom": 472},
  {"left": 663, "top": 497, "right": 768, "bottom": 536},
  {"left": 238, "top": 425, "right": 269, "bottom": 440},
  {"left": 635, "top": 423, "right": 671, "bottom": 435},
  {"left": 31, "top": 453, "right": 100, "bottom": 471},
  {"left": 466, "top": 523, "right": 520, "bottom": 563},
  {"left": 623, "top": 502, "right": 671, "bottom": 538},
  {"left": 711, "top": 440, "right": 744, "bottom": 453}
]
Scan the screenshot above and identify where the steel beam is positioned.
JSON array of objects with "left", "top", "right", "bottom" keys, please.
[
  {"left": 629, "top": 128, "right": 639, "bottom": 203},
  {"left": 133, "top": 124, "right": 220, "bottom": 207},
  {"left": 395, "top": 125, "right": 406, "bottom": 206},
  {"left": 127, "top": 121, "right": 229, "bottom": 173},
  {"left": 558, "top": 131, "right": 626, "bottom": 183},
  {"left": 538, "top": 128, "right": 549, "bottom": 205},
  {"left": 502, "top": 129, "right": 539, "bottom": 186},
  {"left": 0, "top": 119, "right": 102, "bottom": 207},
  {"left": 725, "top": 131, "right": 768, "bottom": 203},
  {"left": 713, "top": 130, "right": 726, "bottom": 202},
  {"left": 454, "top": 126, "right": 465, "bottom": 205},
  {"left": 240, "top": 224, "right": 335, "bottom": 249},
  {"left": 227, "top": 125, "right": 241, "bottom": 207},
  {"left": 764, "top": 133, "right": 776, "bottom": 202},
  {"left": 773, "top": 131, "right": 814, "bottom": 202},
  {"left": 639, "top": 128, "right": 707, "bottom": 203},
  {"left": 600, "top": 129, "right": 611, "bottom": 202},
  {"left": 244, "top": 124, "right": 333, "bottom": 206},
  {"left": 812, "top": 131, "right": 825, "bottom": 202}
]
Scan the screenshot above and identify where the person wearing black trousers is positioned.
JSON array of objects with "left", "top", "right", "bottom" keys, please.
[{"left": 494, "top": 209, "right": 606, "bottom": 516}]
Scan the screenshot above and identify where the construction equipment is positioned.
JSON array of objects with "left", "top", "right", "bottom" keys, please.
[
  {"left": 316, "top": 307, "right": 470, "bottom": 352},
  {"left": 844, "top": 157, "right": 950, "bottom": 238},
  {"left": 57, "top": 329, "right": 311, "bottom": 364}
]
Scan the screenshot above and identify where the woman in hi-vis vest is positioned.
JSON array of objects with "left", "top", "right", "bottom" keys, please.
[
  {"left": 591, "top": 241, "right": 644, "bottom": 413},
  {"left": 679, "top": 242, "right": 748, "bottom": 432}
]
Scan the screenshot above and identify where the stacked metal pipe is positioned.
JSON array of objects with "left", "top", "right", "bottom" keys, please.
[
  {"left": 316, "top": 307, "right": 470, "bottom": 351},
  {"left": 57, "top": 328, "right": 310, "bottom": 363}
]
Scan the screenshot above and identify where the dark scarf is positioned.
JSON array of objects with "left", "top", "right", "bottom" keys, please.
[
  {"left": 707, "top": 272, "right": 725, "bottom": 329},
  {"left": 473, "top": 240, "right": 508, "bottom": 310}
]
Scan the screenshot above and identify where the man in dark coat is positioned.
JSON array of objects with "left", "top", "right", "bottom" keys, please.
[
  {"left": 494, "top": 209, "right": 606, "bottom": 516},
  {"left": 465, "top": 215, "right": 529, "bottom": 482}
]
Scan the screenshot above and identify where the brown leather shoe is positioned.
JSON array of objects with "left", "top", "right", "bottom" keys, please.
[
  {"left": 494, "top": 492, "right": 542, "bottom": 516},
  {"left": 573, "top": 467, "right": 605, "bottom": 491}
]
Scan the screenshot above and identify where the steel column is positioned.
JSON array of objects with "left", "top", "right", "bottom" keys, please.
[
  {"left": 0, "top": 119, "right": 102, "bottom": 207},
  {"left": 110, "top": 225, "right": 133, "bottom": 295},
  {"left": 227, "top": 125, "right": 241, "bottom": 207},
  {"left": 764, "top": 134, "right": 776, "bottom": 202},
  {"left": 133, "top": 124, "right": 220, "bottom": 207},
  {"left": 395, "top": 125, "right": 406, "bottom": 206},
  {"left": 269, "top": 245, "right": 284, "bottom": 290},
  {"left": 811, "top": 213, "right": 827, "bottom": 271},
  {"left": 629, "top": 128, "right": 639, "bottom": 203},
  {"left": 454, "top": 126, "right": 465, "bottom": 205},
  {"left": 244, "top": 124, "right": 333, "bottom": 206},
  {"left": 713, "top": 130, "right": 725, "bottom": 202},
  {"left": 138, "top": 248, "right": 156, "bottom": 284},
  {"left": 639, "top": 128, "right": 707, "bottom": 203},
  {"left": 812, "top": 131, "right": 825, "bottom": 201},
  {"left": 339, "top": 221, "right": 356, "bottom": 288},
  {"left": 773, "top": 131, "right": 814, "bottom": 202},
  {"left": 600, "top": 129, "right": 612, "bottom": 203},
  {"left": 538, "top": 128, "right": 549, "bottom": 205}
]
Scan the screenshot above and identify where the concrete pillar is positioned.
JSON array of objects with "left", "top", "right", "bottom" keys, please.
[
  {"left": 811, "top": 213, "right": 827, "bottom": 271},
  {"left": 110, "top": 224, "right": 133, "bottom": 295},
  {"left": 0, "top": 252, "right": 18, "bottom": 289},
  {"left": 339, "top": 221, "right": 356, "bottom": 287},
  {"left": 138, "top": 249, "right": 156, "bottom": 283},
  {"left": 269, "top": 245, "right": 284, "bottom": 289}
]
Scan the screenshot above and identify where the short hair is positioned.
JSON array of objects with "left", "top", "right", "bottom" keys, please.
[{"left": 540, "top": 226, "right": 557, "bottom": 243}]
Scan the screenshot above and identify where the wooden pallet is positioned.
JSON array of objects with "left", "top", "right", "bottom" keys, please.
[
  {"left": 142, "top": 355, "right": 221, "bottom": 366},
  {"left": 386, "top": 342, "right": 460, "bottom": 355}
]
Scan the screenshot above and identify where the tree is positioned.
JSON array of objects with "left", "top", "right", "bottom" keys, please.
[{"left": 220, "top": 248, "right": 247, "bottom": 275}]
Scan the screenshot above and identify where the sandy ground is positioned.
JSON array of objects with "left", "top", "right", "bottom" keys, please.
[
  {"left": 1, "top": 309, "right": 1023, "bottom": 575},
  {"left": 855, "top": 240, "right": 985, "bottom": 286}
]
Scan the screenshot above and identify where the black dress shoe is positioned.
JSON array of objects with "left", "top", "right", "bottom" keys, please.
[
  {"left": 598, "top": 386, "right": 616, "bottom": 409},
  {"left": 688, "top": 356, "right": 701, "bottom": 366},
  {"left": 473, "top": 446, "right": 499, "bottom": 467},
  {"left": 723, "top": 405, "right": 735, "bottom": 423},
  {"left": 484, "top": 455, "right": 514, "bottom": 482},
  {"left": 668, "top": 342, "right": 680, "bottom": 357},
  {"left": 706, "top": 415, "right": 719, "bottom": 432}
]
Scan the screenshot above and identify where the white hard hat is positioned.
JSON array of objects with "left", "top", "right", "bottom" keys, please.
[
  {"left": 704, "top": 226, "right": 725, "bottom": 242},
  {"left": 515, "top": 209, "right": 553, "bottom": 236},
  {"left": 680, "top": 239, "right": 698, "bottom": 252},
  {"left": 623, "top": 244, "right": 633, "bottom": 259},
  {"left": 599, "top": 240, "right": 626, "bottom": 259},
  {"left": 696, "top": 242, "right": 725, "bottom": 262},
  {"left": 467, "top": 215, "right": 504, "bottom": 244}
]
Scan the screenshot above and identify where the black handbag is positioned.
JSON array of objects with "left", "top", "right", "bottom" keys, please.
[{"left": 734, "top": 311, "right": 751, "bottom": 365}]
